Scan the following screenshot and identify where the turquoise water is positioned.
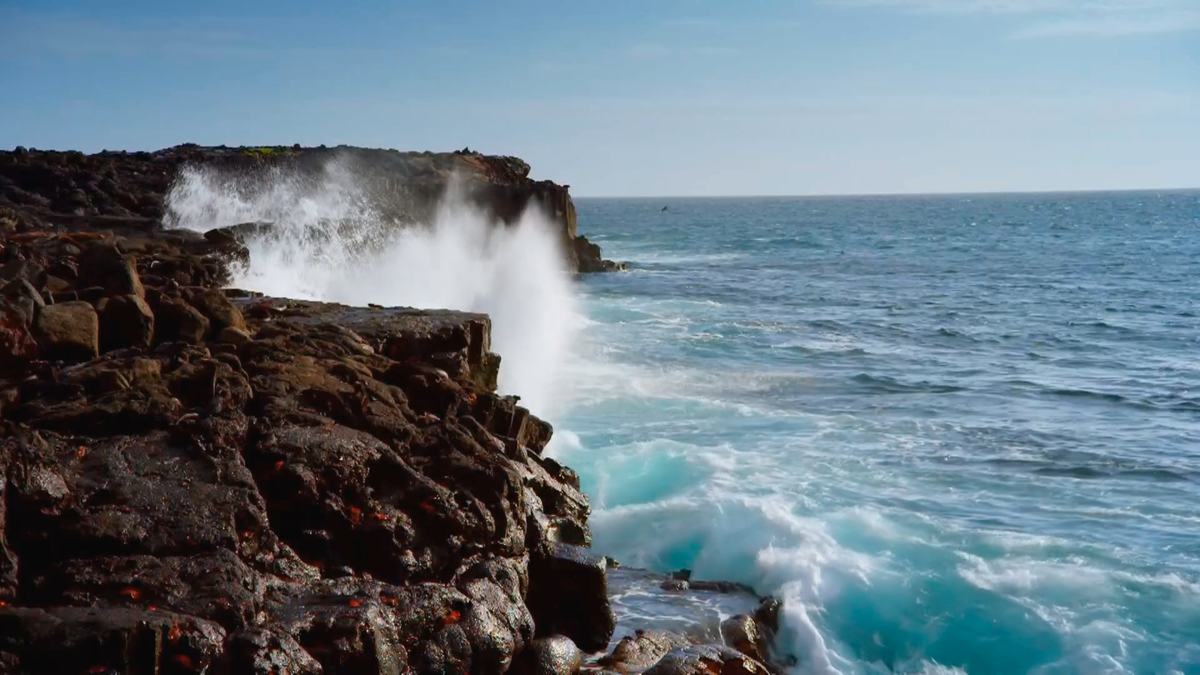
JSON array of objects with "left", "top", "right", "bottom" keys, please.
[{"left": 549, "top": 192, "right": 1200, "bottom": 675}]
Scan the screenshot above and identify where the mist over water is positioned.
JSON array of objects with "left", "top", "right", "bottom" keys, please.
[{"left": 164, "top": 160, "right": 580, "bottom": 413}]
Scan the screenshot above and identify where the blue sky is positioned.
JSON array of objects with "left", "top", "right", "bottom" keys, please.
[{"left": 1, "top": 1, "right": 1197, "bottom": 196}]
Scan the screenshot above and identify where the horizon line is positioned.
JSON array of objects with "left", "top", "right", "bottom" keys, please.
[{"left": 572, "top": 186, "right": 1200, "bottom": 200}]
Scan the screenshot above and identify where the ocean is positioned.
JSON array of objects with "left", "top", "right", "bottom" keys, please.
[
  {"left": 167, "top": 169, "right": 1200, "bottom": 675},
  {"left": 550, "top": 192, "right": 1200, "bottom": 675}
]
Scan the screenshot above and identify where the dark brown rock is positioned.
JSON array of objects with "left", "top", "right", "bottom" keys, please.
[
  {"left": 187, "top": 286, "right": 246, "bottom": 334},
  {"left": 99, "top": 293, "right": 154, "bottom": 351},
  {"left": 643, "top": 644, "right": 770, "bottom": 675},
  {"left": 720, "top": 615, "right": 771, "bottom": 668},
  {"left": 514, "top": 635, "right": 583, "bottom": 675},
  {"left": 526, "top": 543, "right": 616, "bottom": 653},
  {"left": 32, "top": 300, "right": 98, "bottom": 362},
  {"left": 224, "top": 628, "right": 323, "bottom": 675},
  {"left": 0, "top": 606, "right": 227, "bottom": 674},
  {"left": 156, "top": 295, "right": 210, "bottom": 344},
  {"left": 2, "top": 277, "right": 44, "bottom": 326},
  {"left": 599, "top": 630, "right": 691, "bottom": 672},
  {"left": 79, "top": 242, "right": 145, "bottom": 297},
  {"left": 0, "top": 145, "right": 633, "bottom": 674}
]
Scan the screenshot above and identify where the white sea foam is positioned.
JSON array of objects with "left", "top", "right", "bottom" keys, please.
[{"left": 163, "top": 158, "right": 579, "bottom": 413}]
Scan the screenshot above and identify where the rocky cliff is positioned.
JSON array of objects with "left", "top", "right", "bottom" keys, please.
[
  {"left": 0, "top": 145, "right": 622, "bottom": 273},
  {"left": 0, "top": 146, "right": 785, "bottom": 675}
]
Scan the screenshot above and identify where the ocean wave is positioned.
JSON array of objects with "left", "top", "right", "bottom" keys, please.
[{"left": 850, "top": 374, "right": 965, "bottom": 394}]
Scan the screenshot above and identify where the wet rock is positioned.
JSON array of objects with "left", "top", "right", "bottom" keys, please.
[
  {"left": 526, "top": 543, "right": 616, "bottom": 653},
  {"left": 514, "top": 635, "right": 583, "bottom": 675},
  {"left": 599, "top": 630, "right": 691, "bottom": 673},
  {"left": 32, "top": 300, "right": 98, "bottom": 362},
  {"left": 4, "top": 429, "right": 285, "bottom": 576},
  {"left": 643, "top": 644, "right": 770, "bottom": 675},
  {"left": 0, "top": 606, "right": 226, "bottom": 674},
  {"left": 27, "top": 549, "right": 266, "bottom": 631},
  {"left": 99, "top": 293, "right": 154, "bottom": 350},
  {"left": 223, "top": 628, "right": 323, "bottom": 675},
  {"left": 156, "top": 295, "right": 210, "bottom": 344},
  {"left": 719, "top": 615, "right": 771, "bottom": 668},
  {"left": 0, "top": 146, "right": 623, "bottom": 672}
]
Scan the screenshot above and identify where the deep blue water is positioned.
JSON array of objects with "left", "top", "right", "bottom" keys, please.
[{"left": 550, "top": 192, "right": 1200, "bottom": 675}]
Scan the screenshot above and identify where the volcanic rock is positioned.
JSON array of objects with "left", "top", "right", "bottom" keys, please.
[{"left": 32, "top": 300, "right": 99, "bottom": 362}]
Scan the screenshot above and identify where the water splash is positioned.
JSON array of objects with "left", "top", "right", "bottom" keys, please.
[{"left": 163, "top": 157, "right": 580, "bottom": 413}]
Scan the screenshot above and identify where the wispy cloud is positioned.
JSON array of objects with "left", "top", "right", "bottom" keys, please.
[
  {"left": 825, "top": 0, "right": 1200, "bottom": 37},
  {"left": 626, "top": 43, "right": 739, "bottom": 58},
  {"left": 0, "top": 11, "right": 261, "bottom": 59}
]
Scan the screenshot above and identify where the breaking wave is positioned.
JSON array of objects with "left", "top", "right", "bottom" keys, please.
[{"left": 163, "top": 157, "right": 580, "bottom": 413}]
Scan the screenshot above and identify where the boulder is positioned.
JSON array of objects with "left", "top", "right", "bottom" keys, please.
[
  {"left": 156, "top": 296, "right": 209, "bottom": 344},
  {"left": 218, "top": 325, "right": 253, "bottom": 344},
  {"left": 32, "top": 300, "right": 98, "bottom": 362},
  {"left": 79, "top": 242, "right": 144, "bottom": 297},
  {"left": 187, "top": 287, "right": 246, "bottom": 334},
  {"left": 720, "top": 615, "right": 771, "bottom": 668},
  {"left": 526, "top": 543, "right": 616, "bottom": 653},
  {"left": 643, "top": 645, "right": 770, "bottom": 675},
  {"left": 599, "top": 630, "right": 691, "bottom": 673},
  {"left": 514, "top": 635, "right": 583, "bottom": 675},
  {"left": 99, "top": 293, "right": 155, "bottom": 351}
]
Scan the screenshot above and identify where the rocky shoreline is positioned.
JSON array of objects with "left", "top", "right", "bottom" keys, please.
[{"left": 0, "top": 147, "right": 779, "bottom": 675}]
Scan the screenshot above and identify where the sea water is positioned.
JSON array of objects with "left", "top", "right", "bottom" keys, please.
[{"left": 550, "top": 192, "right": 1200, "bottom": 675}]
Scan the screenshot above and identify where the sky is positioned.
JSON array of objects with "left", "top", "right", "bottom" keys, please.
[{"left": 1, "top": 0, "right": 1197, "bottom": 196}]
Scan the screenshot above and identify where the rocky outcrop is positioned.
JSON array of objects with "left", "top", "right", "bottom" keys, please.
[
  {"left": 0, "top": 145, "right": 781, "bottom": 675},
  {"left": 0, "top": 220, "right": 610, "bottom": 673},
  {"left": 0, "top": 145, "right": 622, "bottom": 273}
]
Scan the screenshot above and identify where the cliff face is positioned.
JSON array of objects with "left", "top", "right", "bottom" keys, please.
[
  {"left": 0, "top": 145, "right": 622, "bottom": 273},
  {"left": 0, "top": 149, "right": 618, "bottom": 674}
]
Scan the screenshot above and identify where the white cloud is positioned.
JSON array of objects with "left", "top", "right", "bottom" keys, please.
[{"left": 825, "top": 0, "right": 1200, "bottom": 36}]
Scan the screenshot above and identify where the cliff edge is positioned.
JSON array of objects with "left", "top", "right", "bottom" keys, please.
[{"left": 0, "top": 145, "right": 623, "bottom": 273}]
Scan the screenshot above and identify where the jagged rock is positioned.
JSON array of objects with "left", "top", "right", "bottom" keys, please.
[
  {"left": 32, "top": 300, "right": 98, "bottom": 362},
  {"left": 0, "top": 307, "right": 38, "bottom": 371},
  {"left": 0, "top": 606, "right": 227, "bottom": 674},
  {"left": 599, "top": 630, "right": 691, "bottom": 672},
  {"left": 156, "top": 295, "right": 210, "bottom": 344},
  {"left": 720, "top": 615, "right": 771, "bottom": 668},
  {"left": 527, "top": 543, "right": 616, "bottom": 653},
  {"left": 0, "top": 146, "right": 631, "bottom": 674},
  {"left": 27, "top": 550, "right": 266, "bottom": 631},
  {"left": 99, "top": 293, "right": 154, "bottom": 350},
  {"left": 2, "top": 277, "right": 44, "bottom": 326},
  {"left": 514, "top": 635, "right": 583, "bottom": 675},
  {"left": 643, "top": 644, "right": 770, "bottom": 675},
  {"left": 223, "top": 628, "right": 324, "bottom": 675},
  {"left": 187, "top": 286, "right": 246, "bottom": 334}
]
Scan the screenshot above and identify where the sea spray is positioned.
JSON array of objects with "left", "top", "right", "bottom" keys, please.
[{"left": 163, "top": 157, "right": 580, "bottom": 413}]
